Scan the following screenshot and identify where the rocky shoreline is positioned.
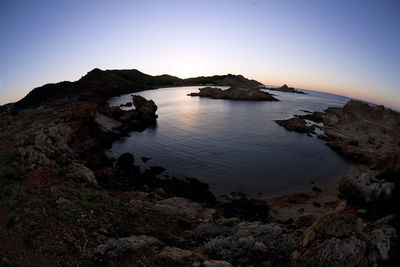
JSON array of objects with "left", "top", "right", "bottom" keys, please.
[
  {"left": 0, "top": 69, "right": 399, "bottom": 266},
  {"left": 275, "top": 100, "right": 400, "bottom": 169}
]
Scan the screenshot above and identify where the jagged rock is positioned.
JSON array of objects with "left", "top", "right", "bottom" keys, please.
[
  {"left": 132, "top": 95, "right": 158, "bottom": 115},
  {"left": 302, "top": 211, "right": 363, "bottom": 247},
  {"left": 66, "top": 163, "right": 98, "bottom": 185},
  {"left": 94, "top": 114, "right": 122, "bottom": 133},
  {"left": 19, "top": 146, "right": 52, "bottom": 167},
  {"left": 275, "top": 117, "right": 315, "bottom": 134},
  {"left": 317, "top": 234, "right": 366, "bottom": 266},
  {"left": 339, "top": 168, "right": 395, "bottom": 204},
  {"left": 369, "top": 227, "right": 396, "bottom": 261}
]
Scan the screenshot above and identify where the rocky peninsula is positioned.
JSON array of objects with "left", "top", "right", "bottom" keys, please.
[
  {"left": 188, "top": 86, "right": 278, "bottom": 101},
  {"left": 0, "top": 69, "right": 399, "bottom": 266},
  {"left": 276, "top": 100, "right": 400, "bottom": 169}
]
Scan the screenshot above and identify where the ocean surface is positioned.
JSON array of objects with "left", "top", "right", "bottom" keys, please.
[{"left": 107, "top": 86, "right": 354, "bottom": 197}]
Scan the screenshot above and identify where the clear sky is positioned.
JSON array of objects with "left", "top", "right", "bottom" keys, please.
[{"left": 0, "top": 0, "right": 399, "bottom": 109}]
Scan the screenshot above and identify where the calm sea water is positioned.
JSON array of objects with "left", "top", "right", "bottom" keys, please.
[{"left": 107, "top": 86, "right": 354, "bottom": 197}]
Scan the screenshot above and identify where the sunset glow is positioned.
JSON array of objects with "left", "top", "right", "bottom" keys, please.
[{"left": 0, "top": 0, "right": 399, "bottom": 110}]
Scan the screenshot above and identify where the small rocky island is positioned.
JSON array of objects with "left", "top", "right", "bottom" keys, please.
[
  {"left": 263, "top": 84, "right": 305, "bottom": 94},
  {"left": 188, "top": 86, "right": 278, "bottom": 101}
]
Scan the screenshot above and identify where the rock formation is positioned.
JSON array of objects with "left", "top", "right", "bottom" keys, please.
[
  {"left": 188, "top": 86, "right": 278, "bottom": 101},
  {"left": 276, "top": 100, "right": 400, "bottom": 169},
  {"left": 264, "top": 84, "right": 306, "bottom": 94}
]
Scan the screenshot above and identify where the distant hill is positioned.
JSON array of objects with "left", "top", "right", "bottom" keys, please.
[{"left": 12, "top": 68, "right": 262, "bottom": 109}]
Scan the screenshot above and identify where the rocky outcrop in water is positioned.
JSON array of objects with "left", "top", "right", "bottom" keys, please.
[
  {"left": 188, "top": 86, "right": 278, "bottom": 101},
  {"left": 264, "top": 84, "right": 306, "bottom": 94}
]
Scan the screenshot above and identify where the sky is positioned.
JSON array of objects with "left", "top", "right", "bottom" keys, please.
[{"left": 0, "top": 0, "right": 399, "bottom": 110}]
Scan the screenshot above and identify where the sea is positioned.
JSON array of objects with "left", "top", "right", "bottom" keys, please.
[{"left": 107, "top": 86, "right": 354, "bottom": 197}]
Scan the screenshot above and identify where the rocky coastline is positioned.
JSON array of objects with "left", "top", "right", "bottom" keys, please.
[
  {"left": 275, "top": 100, "right": 400, "bottom": 169},
  {"left": 0, "top": 69, "right": 399, "bottom": 266}
]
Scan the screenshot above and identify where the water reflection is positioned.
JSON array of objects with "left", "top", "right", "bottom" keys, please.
[{"left": 108, "top": 86, "right": 354, "bottom": 197}]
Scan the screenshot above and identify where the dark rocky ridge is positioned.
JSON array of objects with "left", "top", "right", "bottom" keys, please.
[
  {"left": 1, "top": 69, "right": 399, "bottom": 266},
  {"left": 9, "top": 69, "right": 262, "bottom": 110}
]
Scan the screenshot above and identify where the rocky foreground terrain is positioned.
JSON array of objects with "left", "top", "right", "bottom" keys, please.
[
  {"left": 0, "top": 69, "right": 399, "bottom": 266},
  {"left": 188, "top": 87, "right": 278, "bottom": 101}
]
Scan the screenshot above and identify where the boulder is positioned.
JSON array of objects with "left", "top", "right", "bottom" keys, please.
[
  {"left": 302, "top": 211, "right": 362, "bottom": 247},
  {"left": 94, "top": 114, "right": 122, "bottom": 133},
  {"left": 132, "top": 95, "right": 157, "bottom": 115},
  {"left": 317, "top": 234, "right": 366, "bottom": 266},
  {"left": 339, "top": 168, "right": 395, "bottom": 204},
  {"left": 369, "top": 227, "right": 396, "bottom": 261},
  {"left": 66, "top": 163, "right": 98, "bottom": 185},
  {"left": 275, "top": 117, "right": 315, "bottom": 134},
  {"left": 116, "top": 153, "right": 135, "bottom": 169}
]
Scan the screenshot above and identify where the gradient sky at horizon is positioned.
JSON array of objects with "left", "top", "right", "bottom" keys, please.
[{"left": 0, "top": 0, "right": 399, "bottom": 109}]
